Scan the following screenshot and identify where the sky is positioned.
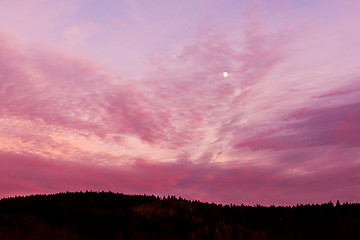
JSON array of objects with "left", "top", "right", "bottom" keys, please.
[{"left": 0, "top": 0, "right": 360, "bottom": 206}]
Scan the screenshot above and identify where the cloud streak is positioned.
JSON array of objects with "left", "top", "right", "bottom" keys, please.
[{"left": 1, "top": 151, "right": 359, "bottom": 206}]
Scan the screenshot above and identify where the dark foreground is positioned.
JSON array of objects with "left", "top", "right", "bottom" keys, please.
[{"left": 0, "top": 192, "right": 359, "bottom": 240}]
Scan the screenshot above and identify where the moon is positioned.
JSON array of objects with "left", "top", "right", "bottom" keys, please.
[{"left": 223, "top": 72, "right": 228, "bottom": 78}]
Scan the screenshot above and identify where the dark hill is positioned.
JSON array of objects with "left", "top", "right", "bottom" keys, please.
[{"left": 0, "top": 191, "right": 359, "bottom": 239}]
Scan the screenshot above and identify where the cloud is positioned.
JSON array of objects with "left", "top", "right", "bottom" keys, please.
[
  {"left": 1, "top": 0, "right": 360, "bottom": 205},
  {"left": 235, "top": 100, "right": 360, "bottom": 152},
  {"left": 290, "top": 102, "right": 360, "bottom": 148},
  {"left": 62, "top": 22, "right": 99, "bottom": 45},
  {"left": 114, "top": 19, "right": 128, "bottom": 28},
  {"left": 1, "top": 151, "right": 359, "bottom": 206},
  {"left": 0, "top": 32, "right": 177, "bottom": 162}
]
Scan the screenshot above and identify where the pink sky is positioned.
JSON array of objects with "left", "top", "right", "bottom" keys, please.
[{"left": 0, "top": 0, "right": 360, "bottom": 206}]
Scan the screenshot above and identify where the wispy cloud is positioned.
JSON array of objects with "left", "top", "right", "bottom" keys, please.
[{"left": 0, "top": 0, "right": 360, "bottom": 205}]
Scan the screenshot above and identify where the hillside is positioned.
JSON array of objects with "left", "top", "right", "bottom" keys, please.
[{"left": 0, "top": 192, "right": 359, "bottom": 239}]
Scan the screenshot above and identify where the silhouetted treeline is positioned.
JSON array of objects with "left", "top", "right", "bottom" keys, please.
[{"left": 0, "top": 191, "right": 359, "bottom": 239}]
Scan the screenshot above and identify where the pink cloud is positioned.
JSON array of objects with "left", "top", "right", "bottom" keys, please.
[
  {"left": 1, "top": 151, "right": 359, "bottom": 206},
  {"left": 114, "top": 19, "right": 128, "bottom": 29},
  {"left": 235, "top": 100, "right": 360, "bottom": 152},
  {"left": 1, "top": 0, "right": 360, "bottom": 205},
  {"left": 0, "top": 32, "right": 171, "bottom": 144}
]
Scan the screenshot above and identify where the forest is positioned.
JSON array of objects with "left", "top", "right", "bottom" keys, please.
[{"left": 0, "top": 191, "right": 359, "bottom": 239}]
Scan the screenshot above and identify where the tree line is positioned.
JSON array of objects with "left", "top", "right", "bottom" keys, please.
[{"left": 0, "top": 191, "right": 359, "bottom": 239}]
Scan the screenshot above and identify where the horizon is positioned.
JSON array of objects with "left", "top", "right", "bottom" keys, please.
[
  {"left": 0, "top": 0, "right": 360, "bottom": 206},
  {"left": 2, "top": 191, "right": 357, "bottom": 208}
]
